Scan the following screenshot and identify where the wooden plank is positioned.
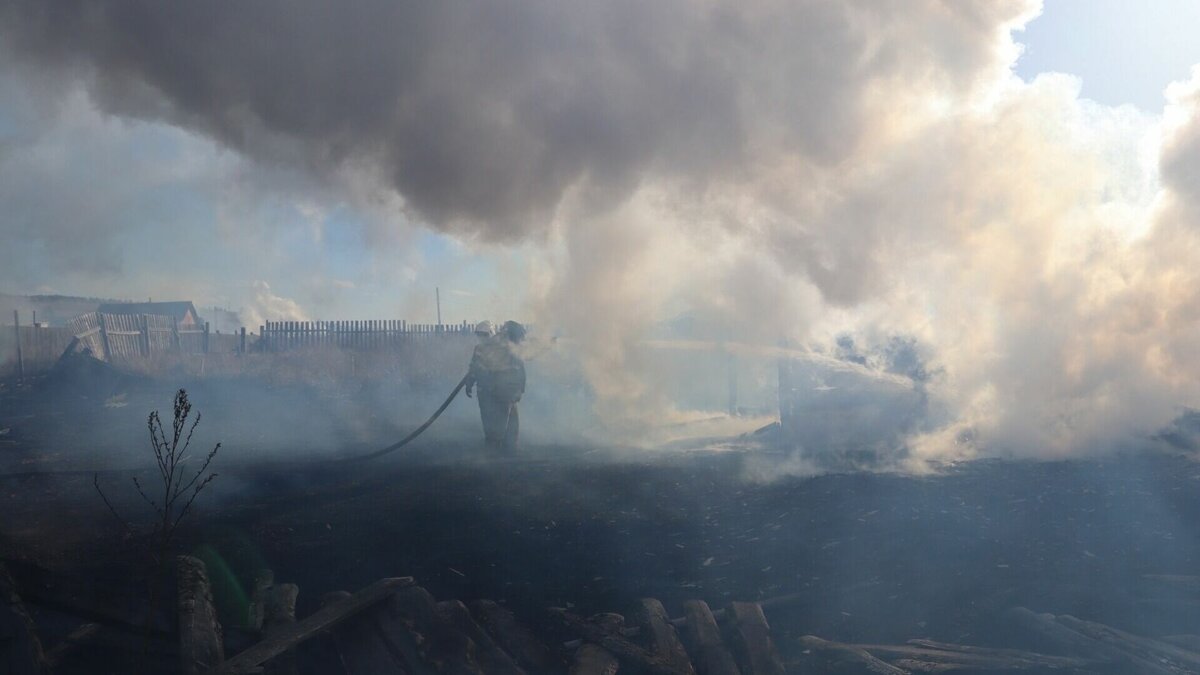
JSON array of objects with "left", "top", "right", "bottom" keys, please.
[
  {"left": 590, "top": 613, "right": 624, "bottom": 634},
  {"left": 369, "top": 594, "right": 437, "bottom": 675},
  {"left": 437, "top": 600, "right": 525, "bottom": 675},
  {"left": 570, "top": 643, "right": 619, "bottom": 675},
  {"left": 1054, "top": 614, "right": 1200, "bottom": 671},
  {"left": 636, "top": 599, "right": 694, "bottom": 675},
  {"left": 722, "top": 603, "right": 784, "bottom": 675},
  {"left": 1005, "top": 608, "right": 1171, "bottom": 674},
  {"left": 1163, "top": 635, "right": 1200, "bottom": 652},
  {"left": 469, "top": 600, "right": 559, "bottom": 673},
  {"left": 850, "top": 642, "right": 1095, "bottom": 669},
  {"left": 178, "top": 555, "right": 225, "bottom": 675},
  {"left": 66, "top": 312, "right": 105, "bottom": 360},
  {"left": 904, "top": 638, "right": 1098, "bottom": 667},
  {"left": 797, "top": 636, "right": 906, "bottom": 675},
  {"left": 550, "top": 608, "right": 691, "bottom": 675},
  {"left": 1144, "top": 575, "right": 1200, "bottom": 592},
  {"left": 378, "top": 586, "right": 482, "bottom": 675},
  {"left": 322, "top": 591, "right": 410, "bottom": 675},
  {"left": 680, "top": 600, "right": 739, "bottom": 675},
  {"left": 212, "top": 577, "right": 413, "bottom": 674},
  {"left": 43, "top": 622, "right": 102, "bottom": 668}
]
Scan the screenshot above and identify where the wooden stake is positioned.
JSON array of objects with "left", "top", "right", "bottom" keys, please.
[
  {"left": 636, "top": 599, "right": 695, "bottom": 675},
  {"left": 12, "top": 310, "right": 23, "bottom": 380},
  {"left": 680, "top": 600, "right": 739, "bottom": 675},
  {"left": 723, "top": 602, "right": 784, "bottom": 675},
  {"left": 177, "top": 556, "right": 224, "bottom": 675},
  {"left": 570, "top": 644, "right": 620, "bottom": 675},
  {"left": 262, "top": 583, "right": 299, "bottom": 675}
]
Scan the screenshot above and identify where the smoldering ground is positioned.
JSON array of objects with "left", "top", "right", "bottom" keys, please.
[
  {"left": 3, "top": 321, "right": 1200, "bottom": 672},
  {"left": 6, "top": 368, "right": 1200, "bottom": 673}
]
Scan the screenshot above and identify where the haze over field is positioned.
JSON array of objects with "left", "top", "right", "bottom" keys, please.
[{"left": 4, "top": 1, "right": 1200, "bottom": 461}]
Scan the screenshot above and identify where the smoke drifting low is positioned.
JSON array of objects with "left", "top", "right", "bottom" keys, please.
[{"left": 5, "top": 1, "right": 1200, "bottom": 461}]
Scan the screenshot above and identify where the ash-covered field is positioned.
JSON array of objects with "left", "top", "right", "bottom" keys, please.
[{"left": 4, "top": 371, "right": 1200, "bottom": 673}]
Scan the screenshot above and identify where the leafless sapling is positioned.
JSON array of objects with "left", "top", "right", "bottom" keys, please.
[{"left": 93, "top": 388, "right": 221, "bottom": 642}]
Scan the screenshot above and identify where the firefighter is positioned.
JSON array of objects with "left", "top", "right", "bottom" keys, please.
[
  {"left": 464, "top": 320, "right": 525, "bottom": 451},
  {"left": 494, "top": 320, "right": 527, "bottom": 449}
]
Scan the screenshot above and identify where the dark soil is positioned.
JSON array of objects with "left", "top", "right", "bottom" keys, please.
[{"left": 4, "top": 373, "right": 1200, "bottom": 672}]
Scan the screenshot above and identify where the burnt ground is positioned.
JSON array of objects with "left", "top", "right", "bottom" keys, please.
[{"left": 4, "top": 370, "right": 1200, "bottom": 672}]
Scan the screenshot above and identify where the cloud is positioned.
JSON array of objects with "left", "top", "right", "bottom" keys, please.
[{"left": 0, "top": 72, "right": 227, "bottom": 287}]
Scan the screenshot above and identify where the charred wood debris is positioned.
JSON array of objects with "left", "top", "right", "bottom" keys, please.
[{"left": 7, "top": 557, "right": 1200, "bottom": 674}]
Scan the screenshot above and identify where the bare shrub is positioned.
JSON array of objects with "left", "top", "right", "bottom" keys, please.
[{"left": 94, "top": 388, "right": 221, "bottom": 647}]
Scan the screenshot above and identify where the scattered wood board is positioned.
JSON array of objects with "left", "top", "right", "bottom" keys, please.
[{"left": 212, "top": 576, "right": 413, "bottom": 674}]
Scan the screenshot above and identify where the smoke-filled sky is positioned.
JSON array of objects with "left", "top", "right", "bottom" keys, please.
[{"left": 4, "top": 1, "right": 1200, "bottom": 460}]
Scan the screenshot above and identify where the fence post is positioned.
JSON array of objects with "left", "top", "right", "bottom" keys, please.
[
  {"left": 12, "top": 310, "right": 23, "bottom": 380},
  {"left": 203, "top": 322, "right": 210, "bottom": 354},
  {"left": 240, "top": 327, "right": 247, "bottom": 355},
  {"left": 172, "top": 317, "right": 182, "bottom": 353},
  {"left": 98, "top": 312, "right": 112, "bottom": 362},
  {"left": 139, "top": 314, "right": 151, "bottom": 356},
  {"left": 260, "top": 324, "right": 266, "bottom": 353}
]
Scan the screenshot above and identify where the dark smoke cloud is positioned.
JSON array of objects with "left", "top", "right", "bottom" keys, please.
[{"left": 0, "top": 0, "right": 1033, "bottom": 246}]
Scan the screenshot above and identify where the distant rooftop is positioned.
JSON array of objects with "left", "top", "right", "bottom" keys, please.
[{"left": 97, "top": 301, "right": 200, "bottom": 322}]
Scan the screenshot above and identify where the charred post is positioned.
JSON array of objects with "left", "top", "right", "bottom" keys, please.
[{"left": 177, "top": 555, "right": 224, "bottom": 675}]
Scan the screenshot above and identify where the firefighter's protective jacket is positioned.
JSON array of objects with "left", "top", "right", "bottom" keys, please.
[{"left": 467, "top": 337, "right": 526, "bottom": 401}]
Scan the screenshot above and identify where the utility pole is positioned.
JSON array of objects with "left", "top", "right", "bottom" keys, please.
[{"left": 436, "top": 287, "right": 442, "bottom": 329}]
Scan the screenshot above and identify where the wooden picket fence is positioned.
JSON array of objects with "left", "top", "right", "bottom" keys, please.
[
  {"left": 259, "top": 320, "right": 475, "bottom": 352},
  {"left": 65, "top": 311, "right": 215, "bottom": 362},
  {"left": 5, "top": 312, "right": 483, "bottom": 378},
  {"left": 1, "top": 322, "right": 75, "bottom": 377}
]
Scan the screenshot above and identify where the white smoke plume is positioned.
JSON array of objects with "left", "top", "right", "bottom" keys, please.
[{"left": 240, "top": 281, "right": 309, "bottom": 330}]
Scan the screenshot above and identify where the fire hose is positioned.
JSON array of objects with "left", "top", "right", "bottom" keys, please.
[
  {"left": 341, "top": 373, "right": 470, "bottom": 462},
  {"left": 343, "top": 336, "right": 552, "bottom": 462},
  {"left": 0, "top": 374, "right": 472, "bottom": 478}
]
